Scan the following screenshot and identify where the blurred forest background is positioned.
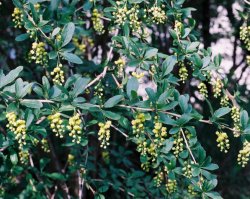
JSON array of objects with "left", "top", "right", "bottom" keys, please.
[{"left": 0, "top": 0, "right": 249, "bottom": 198}]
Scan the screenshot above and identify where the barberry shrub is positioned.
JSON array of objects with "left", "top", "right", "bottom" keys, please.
[{"left": 0, "top": 0, "right": 250, "bottom": 198}]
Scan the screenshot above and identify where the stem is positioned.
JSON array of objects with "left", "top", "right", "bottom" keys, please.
[
  {"left": 111, "top": 124, "right": 128, "bottom": 138},
  {"left": 180, "top": 128, "right": 197, "bottom": 164},
  {"left": 85, "top": 29, "right": 119, "bottom": 89}
]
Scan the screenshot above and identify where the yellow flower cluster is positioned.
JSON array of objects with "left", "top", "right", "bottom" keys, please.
[
  {"left": 131, "top": 113, "right": 146, "bottom": 137},
  {"left": 27, "top": 29, "right": 36, "bottom": 39},
  {"left": 147, "top": 142, "right": 157, "bottom": 162},
  {"left": 231, "top": 106, "right": 240, "bottom": 137},
  {"left": 72, "top": 37, "right": 86, "bottom": 53},
  {"left": 179, "top": 65, "right": 188, "bottom": 83},
  {"left": 137, "top": 138, "right": 148, "bottom": 156},
  {"left": 174, "top": 21, "right": 182, "bottom": 37},
  {"left": 166, "top": 179, "right": 177, "bottom": 193},
  {"left": 182, "top": 161, "right": 192, "bottom": 178},
  {"left": 12, "top": 7, "right": 23, "bottom": 28},
  {"left": 220, "top": 95, "right": 229, "bottom": 107},
  {"left": 19, "top": 150, "right": 29, "bottom": 164},
  {"left": 240, "top": 26, "right": 250, "bottom": 51},
  {"left": 113, "top": 2, "right": 127, "bottom": 25},
  {"left": 172, "top": 133, "right": 184, "bottom": 157},
  {"left": 247, "top": 55, "right": 250, "bottom": 66},
  {"left": 28, "top": 42, "right": 48, "bottom": 66},
  {"left": 198, "top": 82, "right": 208, "bottom": 99},
  {"left": 216, "top": 131, "right": 230, "bottom": 153},
  {"left": 237, "top": 141, "right": 250, "bottom": 167},
  {"left": 188, "top": 185, "right": 197, "bottom": 196},
  {"left": 67, "top": 154, "right": 75, "bottom": 165},
  {"left": 48, "top": 113, "right": 64, "bottom": 138},
  {"left": 153, "top": 170, "right": 164, "bottom": 187},
  {"left": 115, "top": 57, "right": 126, "bottom": 77},
  {"left": 132, "top": 71, "right": 144, "bottom": 79},
  {"left": 51, "top": 64, "right": 65, "bottom": 85},
  {"left": 41, "top": 138, "right": 50, "bottom": 153},
  {"left": 152, "top": 119, "right": 167, "bottom": 148},
  {"left": 6, "top": 112, "right": 27, "bottom": 149},
  {"left": 213, "top": 79, "right": 223, "bottom": 98},
  {"left": 98, "top": 121, "right": 112, "bottom": 149},
  {"left": 67, "top": 113, "right": 82, "bottom": 144},
  {"left": 94, "top": 84, "right": 104, "bottom": 102},
  {"left": 127, "top": 5, "right": 141, "bottom": 32},
  {"left": 92, "top": 9, "right": 105, "bottom": 34},
  {"left": 147, "top": 6, "right": 166, "bottom": 24}
]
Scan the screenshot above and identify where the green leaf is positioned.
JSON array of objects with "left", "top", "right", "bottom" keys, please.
[
  {"left": 145, "top": 88, "right": 156, "bottom": 103},
  {"left": 203, "top": 163, "right": 219, "bottom": 171},
  {"left": 72, "top": 77, "right": 90, "bottom": 97},
  {"left": 161, "top": 138, "right": 174, "bottom": 154},
  {"left": 61, "top": 22, "right": 75, "bottom": 47},
  {"left": 94, "top": 194, "right": 105, "bottom": 199},
  {"left": 104, "top": 95, "right": 124, "bottom": 108},
  {"left": 240, "top": 110, "right": 249, "bottom": 129},
  {"left": 46, "top": 172, "right": 65, "bottom": 180},
  {"left": 144, "top": 48, "right": 158, "bottom": 59},
  {"left": 205, "top": 192, "right": 223, "bottom": 199},
  {"left": 176, "top": 114, "right": 192, "bottom": 126},
  {"left": 10, "top": 152, "right": 18, "bottom": 165},
  {"left": 179, "top": 95, "right": 188, "bottom": 113},
  {"left": 103, "top": 111, "right": 121, "bottom": 120},
  {"left": 98, "top": 185, "right": 109, "bottom": 193},
  {"left": 21, "top": 100, "right": 43, "bottom": 109},
  {"left": 0, "top": 66, "right": 23, "bottom": 89},
  {"left": 126, "top": 77, "right": 139, "bottom": 99},
  {"left": 186, "top": 41, "right": 200, "bottom": 53},
  {"left": 15, "top": 33, "right": 29, "bottom": 42},
  {"left": 15, "top": 78, "right": 23, "bottom": 98},
  {"left": 214, "top": 107, "right": 231, "bottom": 118},
  {"left": 169, "top": 127, "right": 180, "bottom": 134},
  {"left": 162, "top": 55, "right": 177, "bottom": 76},
  {"left": 39, "top": 158, "right": 50, "bottom": 171},
  {"left": 61, "top": 52, "right": 83, "bottom": 64}
]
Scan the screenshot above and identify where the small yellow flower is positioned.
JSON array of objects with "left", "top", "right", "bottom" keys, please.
[
  {"left": 237, "top": 141, "right": 250, "bottom": 167},
  {"left": 67, "top": 113, "right": 82, "bottom": 144},
  {"left": 28, "top": 42, "right": 48, "bottom": 66},
  {"left": 216, "top": 131, "right": 230, "bottom": 153},
  {"left": 198, "top": 82, "right": 208, "bottom": 99},
  {"left": 98, "top": 121, "right": 112, "bottom": 149},
  {"left": 51, "top": 64, "right": 65, "bottom": 85},
  {"left": 48, "top": 113, "right": 64, "bottom": 138},
  {"left": 92, "top": 9, "right": 105, "bottom": 34}
]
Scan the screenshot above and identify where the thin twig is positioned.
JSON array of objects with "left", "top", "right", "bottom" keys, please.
[
  {"left": 111, "top": 124, "right": 128, "bottom": 138},
  {"left": 112, "top": 74, "right": 122, "bottom": 88},
  {"left": 85, "top": 29, "right": 119, "bottom": 89},
  {"left": 86, "top": 183, "right": 96, "bottom": 195},
  {"left": 244, "top": 0, "right": 250, "bottom": 5},
  {"left": 22, "top": 99, "right": 55, "bottom": 103},
  {"left": 180, "top": 129, "right": 197, "bottom": 164},
  {"left": 117, "top": 105, "right": 238, "bottom": 133},
  {"left": 0, "top": 146, "right": 7, "bottom": 152}
]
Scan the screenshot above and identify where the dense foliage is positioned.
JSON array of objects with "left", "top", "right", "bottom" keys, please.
[{"left": 0, "top": 0, "right": 250, "bottom": 198}]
